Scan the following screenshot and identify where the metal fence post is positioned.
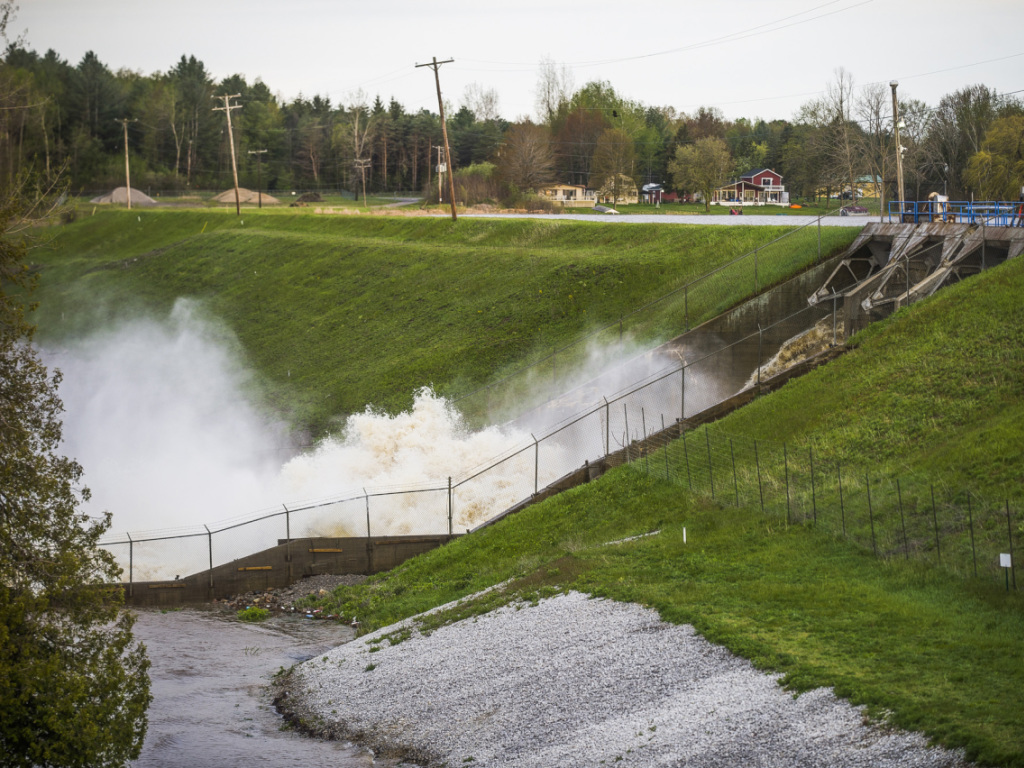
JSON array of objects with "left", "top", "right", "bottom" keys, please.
[
  {"left": 783, "top": 444, "right": 791, "bottom": 524},
  {"left": 866, "top": 475, "right": 876, "bottom": 557},
  {"left": 967, "top": 493, "right": 977, "bottom": 577},
  {"left": 662, "top": 415, "right": 669, "bottom": 481},
  {"left": 930, "top": 485, "right": 941, "bottom": 564},
  {"left": 730, "top": 438, "right": 738, "bottom": 506},
  {"left": 680, "top": 363, "right": 686, "bottom": 421},
  {"left": 705, "top": 426, "right": 714, "bottom": 499},
  {"left": 623, "top": 407, "right": 630, "bottom": 463},
  {"left": 897, "top": 479, "right": 908, "bottom": 560},
  {"left": 837, "top": 463, "right": 846, "bottom": 537},
  {"left": 283, "top": 504, "right": 291, "bottom": 558},
  {"left": 127, "top": 533, "right": 133, "bottom": 598},
  {"left": 1006, "top": 500, "right": 1017, "bottom": 590},
  {"left": 448, "top": 476, "right": 453, "bottom": 536},
  {"left": 205, "top": 525, "right": 213, "bottom": 589},
  {"left": 809, "top": 446, "right": 817, "bottom": 524},
  {"left": 604, "top": 397, "right": 610, "bottom": 457},
  {"left": 817, "top": 216, "right": 821, "bottom": 262},
  {"left": 364, "top": 490, "right": 371, "bottom": 538},
  {"left": 756, "top": 324, "right": 763, "bottom": 388},
  {"left": 641, "top": 408, "right": 649, "bottom": 474},
  {"left": 754, "top": 439, "right": 764, "bottom": 513},
  {"left": 532, "top": 434, "right": 539, "bottom": 495}
]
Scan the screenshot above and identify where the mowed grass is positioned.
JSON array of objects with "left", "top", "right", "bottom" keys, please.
[
  {"left": 308, "top": 468, "right": 1024, "bottom": 767},
  {"left": 306, "top": 255, "right": 1024, "bottom": 766},
  {"left": 29, "top": 208, "right": 856, "bottom": 435}
]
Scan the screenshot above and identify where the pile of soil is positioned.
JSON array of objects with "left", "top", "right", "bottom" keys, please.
[
  {"left": 90, "top": 186, "right": 158, "bottom": 206},
  {"left": 211, "top": 187, "right": 280, "bottom": 205},
  {"left": 294, "top": 191, "right": 323, "bottom": 203}
]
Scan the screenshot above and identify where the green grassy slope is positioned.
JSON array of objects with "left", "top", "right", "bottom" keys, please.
[
  {"left": 30, "top": 209, "right": 855, "bottom": 435},
  {"left": 307, "top": 255, "right": 1024, "bottom": 767}
]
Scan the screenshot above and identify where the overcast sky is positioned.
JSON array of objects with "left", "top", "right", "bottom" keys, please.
[{"left": 11, "top": 0, "right": 1024, "bottom": 122}]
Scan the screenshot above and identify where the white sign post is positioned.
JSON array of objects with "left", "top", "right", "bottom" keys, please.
[{"left": 1000, "top": 553, "right": 1012, "bottom": 591}]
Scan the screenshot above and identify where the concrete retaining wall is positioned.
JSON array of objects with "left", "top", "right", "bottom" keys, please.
[{"left": 122, "top": 534, "right": 458, "bottom": 608}]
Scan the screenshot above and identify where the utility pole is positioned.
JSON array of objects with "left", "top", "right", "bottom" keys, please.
[
  {"left": 248, "top": 149, "right": 267, "bottom": 208},
  {"left": 416, "top": 57, "right": 457, "bottom": 221},
  {"left": 435, "top": 145, "right": 444, "bottom": 204},
  {"left": 114, "top": 118, "right": 137, "bottom": 208},
  {"left": 890, "top": 81, "right": 906, "bottom": 221},
  {"left": 213, "top": 93, "right": 243, "bottom": 215}
]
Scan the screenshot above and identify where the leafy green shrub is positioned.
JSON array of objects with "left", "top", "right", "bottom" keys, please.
[{"left": 236, "top": 606, "right": 270, "bottom": 622}]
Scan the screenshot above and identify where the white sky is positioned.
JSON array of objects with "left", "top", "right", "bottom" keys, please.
[{"left": 11, "top": 0, "right": 1024, "bottom": 122}]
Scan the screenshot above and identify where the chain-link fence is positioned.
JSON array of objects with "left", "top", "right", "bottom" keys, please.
[
  {"left": 631, "top": 422, "right": 1020, "bottom": 591},
  {"left": 100, "top": 213, "right": 865, "bottom": 586}
]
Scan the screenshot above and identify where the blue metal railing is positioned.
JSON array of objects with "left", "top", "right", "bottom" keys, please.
[{"left": 887, "top": 200, "right": 1024, "bottom": 226}]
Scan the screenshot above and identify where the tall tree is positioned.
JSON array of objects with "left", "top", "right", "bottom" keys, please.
[
  {"left": 534, "top": 57, "right": 574, "bottom": 125},
  {"left": 590, "top": 127, "right": 636, "bottom": 205},
  {"left": 0, "top": 166, "right": 150, "bottom": 768},
  {"left": 168, "top": 55, "right": 214, "bottom": 186},
  {"left": 964, "top": 115, "right": 1024, "bottom": 200},
  {"left": 925, "top": 84, "right": 998, "bottom": 199},
  {"left": 669, "top": 136, "right": 732, "bottom": 212},
  {"left": 495, "top": 121, "right": 554, "bottom": 192}
]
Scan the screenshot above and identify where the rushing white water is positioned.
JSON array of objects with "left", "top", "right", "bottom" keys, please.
[
  {"left": 44, "top": 301, "right": 550, "bottom": 545},
  {"left": 44, "top": 300, "right": 706, "bottom": 579},
  {"left": 43, "top": 300, "right": 291, "bottom": 535}
]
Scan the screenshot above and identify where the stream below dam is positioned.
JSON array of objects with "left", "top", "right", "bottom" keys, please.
[{"left": 129, "top": 608, "right": 403, "bottom": 767}]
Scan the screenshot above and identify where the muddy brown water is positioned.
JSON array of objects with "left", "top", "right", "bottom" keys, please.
[{"left": 129, "top": 608, "right": 399, "bottom": 767}]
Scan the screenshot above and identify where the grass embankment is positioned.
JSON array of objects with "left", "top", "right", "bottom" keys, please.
[
  {"left": 31, "top": 209, "right": 855, "bottom": 435},
  {"left": 307, "top": 256, "right": 1024, "bottom": 767}
]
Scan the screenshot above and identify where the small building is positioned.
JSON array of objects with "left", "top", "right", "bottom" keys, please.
[
  {"left": 540, "top": 184, "right": 596, "bottom": 208},
  {"left": 596, "top": 174, "right": 639, "bottom": 205},
  {"left": 711, "top": 168, "right": 789, "bottom": 206},
  {"left": 641, "top": 183, "right": 664, "bottom": 204}
]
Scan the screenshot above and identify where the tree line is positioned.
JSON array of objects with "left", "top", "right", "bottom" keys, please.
[{"left": 1, "top": 46, "right": 1022, "bottom": 204}]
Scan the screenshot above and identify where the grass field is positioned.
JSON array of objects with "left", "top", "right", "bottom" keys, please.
[
  {"left": 304, "top": 254, "right": 1024, "bottom": 767},
  {"left": 30, "top": 208, "right": 856, "bottom": 435}
]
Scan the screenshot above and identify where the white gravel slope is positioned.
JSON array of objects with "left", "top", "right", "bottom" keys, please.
[{"left": 290, "top": 591, "right": 971, "bottom": 768}]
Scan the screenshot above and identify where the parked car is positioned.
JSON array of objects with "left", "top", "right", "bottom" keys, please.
[{"left": 840, "top": 205, "right": 868, "bottom": 216}]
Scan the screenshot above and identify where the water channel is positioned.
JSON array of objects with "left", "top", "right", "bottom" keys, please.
[{"left": 130, "top": 608, "right": 401, "bottom": 767}]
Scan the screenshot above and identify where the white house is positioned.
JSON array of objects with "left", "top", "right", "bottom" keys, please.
[{"left": 540, "top": 184, "right": 596, "bottom": 208}]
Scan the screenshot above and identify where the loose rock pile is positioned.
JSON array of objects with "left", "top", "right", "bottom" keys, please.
[{"left": 215, "top": 573, "right": 366, "bottom": 619}]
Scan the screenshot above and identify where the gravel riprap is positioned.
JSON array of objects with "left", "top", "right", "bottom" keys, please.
[{"left": 284, "top": 591, "right": 971, "bottom": 768}]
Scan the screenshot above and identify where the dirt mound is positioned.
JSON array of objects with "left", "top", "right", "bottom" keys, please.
[
  {"left": 90, "top": 186, "right": 158, "bottom": 206},
  {"left": 295, "top": 192, "right": 323, "bottom": 203},
  {"left": 211, "top": 187, "right": 280, "bottom": 205}
]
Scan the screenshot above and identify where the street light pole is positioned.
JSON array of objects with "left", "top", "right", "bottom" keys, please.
[{"left": 890, "top": 81, "right": 907, "bottom": 221}]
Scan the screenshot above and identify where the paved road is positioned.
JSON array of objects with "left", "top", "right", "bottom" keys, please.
[{"left": 460, "top": 212, "right": 873, "bottom": 227}]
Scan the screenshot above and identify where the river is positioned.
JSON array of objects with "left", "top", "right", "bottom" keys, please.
[{"left": 129, "top": 608, "right": 398, "bottom": 767}]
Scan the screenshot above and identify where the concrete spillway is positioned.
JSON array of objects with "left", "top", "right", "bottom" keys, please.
[{"left": 809, "top": 222, "right": 1024, "bottom": 333}]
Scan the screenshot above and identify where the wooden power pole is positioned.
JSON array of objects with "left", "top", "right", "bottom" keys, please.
[
  {"left": 114, "top": 118, "right": 137, "bottom": 209},
  {"left": 213, "top": 93, "right": 243, "bottom": 215},
  {"left": 248, "top": 149, "right": 268, "bottom": 208},
  {"left": 416, "top": 57, "right": 458, "bottom": 221}
]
